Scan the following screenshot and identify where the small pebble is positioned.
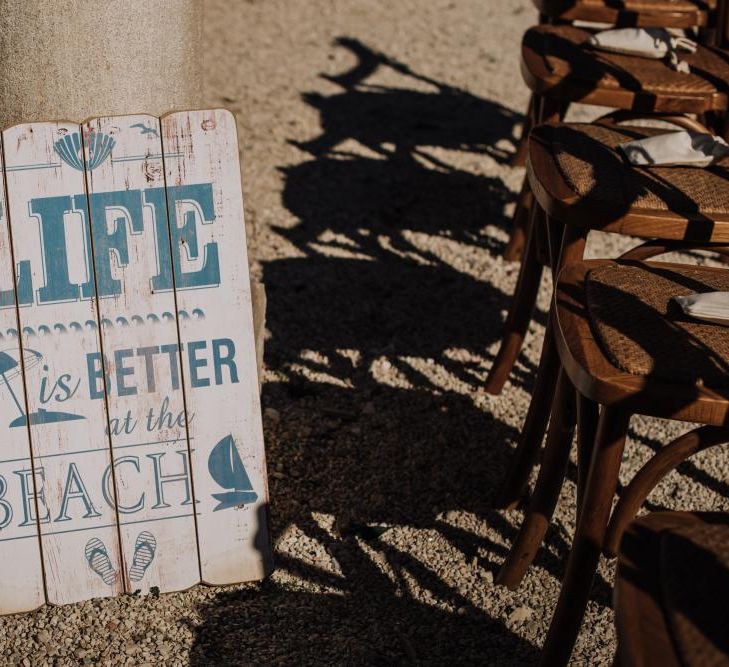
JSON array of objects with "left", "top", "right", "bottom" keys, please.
[
  {"left": 509, "top": 606, "right": 534, "bottom": 625},
  {"left": 264, "top": 407, "right": 281, "bottom": 424}
]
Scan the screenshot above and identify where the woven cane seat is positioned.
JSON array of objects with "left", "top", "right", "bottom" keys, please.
[
  {"left": 549, "top": 122, "right": 729, "bottom": 216},
  {"left": 585, "top": 262, "right": 729, "bottom": 387},
  {"left": 534, "top": 0, "right": 715, "bottom": 24},
  {"left": 522, "top": 24, "right": 729, "bottom": 107}
]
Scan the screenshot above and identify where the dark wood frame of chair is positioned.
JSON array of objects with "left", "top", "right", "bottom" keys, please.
[
  {"left": 498, "top": 254, "right": 729, "bottom": 665},
  {"left": 510, "top": 0, "right": 722, "bottom": 169},
  {"left": 493, "top": 21, "right": 729, "bottom": 390},
  {"left": 533, "top": 0, "right": 717, "bottom": 30},
  {"left": 494, "top": 113, "right": 723, "bottom": 510},
  {"left": 489, "top": 3, "right": 729, "bottom": 664},
  {"left": 614, "top": 510, "right": 729, "bottom": 666}
]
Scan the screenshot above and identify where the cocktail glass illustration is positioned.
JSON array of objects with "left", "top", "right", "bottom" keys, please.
[{"left": 0, "top": 349, "right": 84, "bottom": 428}]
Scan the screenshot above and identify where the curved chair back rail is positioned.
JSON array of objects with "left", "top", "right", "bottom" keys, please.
[{"left": 605, "top": 426, "right": 729, "bottom": 556}]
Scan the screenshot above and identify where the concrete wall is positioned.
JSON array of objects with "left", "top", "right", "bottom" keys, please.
[
  {"left": 0, "top": 0, "right": 265, "bottom": 382},
  {"left": 0, "top": 0, "right": 202, "bottom": 125}
]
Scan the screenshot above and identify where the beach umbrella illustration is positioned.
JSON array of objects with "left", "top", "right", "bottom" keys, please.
[
  {"left": 0, "top": 349, "right": 84, "bottom": 428},
  {"left": 0, "top": 350, "right": 27, "bottom": 424},
  {"left": 208, "top": 434, "right": 258, "bottom": 511}
]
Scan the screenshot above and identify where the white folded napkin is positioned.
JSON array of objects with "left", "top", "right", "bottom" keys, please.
[
  {"left": 674, "top": 292, "right": 729, "bottom": 325},
  {"left": 618, "top": 131, "right": 729, "bottom": 167},
  {"left": 589, "top": 28, "right": 697, "bottom": 72}
]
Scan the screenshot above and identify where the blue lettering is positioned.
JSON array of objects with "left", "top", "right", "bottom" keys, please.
[
  {"left": 14, "top": 184, "right": 223, "bottom": 307},
  {"left": 0, "top": 475, "right": 12, "bottom": 529},
  {"left": 102, "top": 457, "right": 144, "bottom": 514},
  {"left": 212, "top": 338, "right": 238, "bottom": 385},
  {"left": 147, "top": 451, "right": 193, "bottom": 509},
  {"left": 188, "top": 340, "right": 209, "bottom": 388},
  {"left": 0, "top": 260, "right": 32, "bottom": 308},
  {"left": 148, "top": 184, "right": 220, "bottom": 291},
  {"left": 15, "top": 467, "right": 50, "bottom": 527},
  {"left": 137, "top": 346, "right": 160, "bottom": 392},
  {"left": 87, "top": 352, "right": 108, "bottom": 400},
  {"left": 29, "top": 195, "right": 84, "bottom": 303},
  {"left": 55, "top": 462, "right": 102, "bottom": 522},
  {"left": 160, "top": 344, "right": 181, "bottom": 390},
  {"left": 82, "top": 190, "right": 144, "bottom": 298},
  {"left": 114, "top": 348, "right": 136, "bottom": 396}
]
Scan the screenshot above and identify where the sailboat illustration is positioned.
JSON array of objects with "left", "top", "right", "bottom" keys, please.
[
  {"left": 0, "top": 349, "right": 85, "bottom": 428},
  {"left": 208, "top": 434, "right": 258, "bottom": 511}
]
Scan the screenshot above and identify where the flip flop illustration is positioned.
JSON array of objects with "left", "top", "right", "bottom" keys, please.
[
  {"left": 128, "top": 531, "right": 157, "bottom": 582},
  {"left": 84, "top": 538, "right": 117, "bottom": 585}
]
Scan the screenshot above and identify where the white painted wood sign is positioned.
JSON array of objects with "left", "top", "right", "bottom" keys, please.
[{"left": 0, "top": 109, "right": 271, "bottom": 612}]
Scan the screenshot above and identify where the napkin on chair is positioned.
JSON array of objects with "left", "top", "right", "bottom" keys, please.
[
  {"left": 588, "top": 28, "right": 697, "bottom": 72},
  {"left": 674, "top": 292, "right": 729, "bottom": 325},
  {"left": 618, "top": 131, "right": 729, "bottom": 167}
]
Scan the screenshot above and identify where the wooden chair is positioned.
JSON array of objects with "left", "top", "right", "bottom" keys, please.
[
  {"left": 507, "top": 257, "right": 729, "bottom": 665},
  {"left": 514, "top": 0, "right": 721, "bottom": 165},
  {"left": 505, "top": 0, "right": 727, "bottom": 264},
  {"left": 533, "top": 0, "right": 717, "bottom": 28},
  {"left": 493, "top": 24, "right": 729, "bottom": 385},
  {"left": 522, "top": 24, "right": 729, "bottom": 114},
  {"left": 615, "top": 511, "right": 729, "bottom": 666},
  {"left": 494, "top": 115, "right": 727, "bottom": 509},
  {"left": 510, "top": 0, "right": 721, "bottom": 169}
]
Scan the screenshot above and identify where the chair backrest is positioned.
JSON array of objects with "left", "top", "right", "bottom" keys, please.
[{"left": 533, "top": 0, "right": 715, "bottom": 30}]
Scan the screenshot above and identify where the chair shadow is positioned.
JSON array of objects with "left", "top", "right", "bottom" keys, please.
[
  {"left": 188, "top": 381, "right": 541, "bottom": 665},
  {"left": 294, "top": 37, "right": 524, "bottom": 167},
  {"left": 188, "top": 35, "right": 551, "bottom": 665}
]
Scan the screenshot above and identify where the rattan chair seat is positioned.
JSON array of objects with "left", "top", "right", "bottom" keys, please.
[
  {"left": 523, "top": 24, "right": 729, "bottom": 98},
  {"left": 585, "top": 262, "right": 729, "bottom": 387},
  {"left": 551, "top": 123, "right": 729, "bottom": 215}
]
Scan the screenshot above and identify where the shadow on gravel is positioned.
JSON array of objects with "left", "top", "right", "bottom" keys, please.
[
  {"left": 272, "top": 36, "right": 544, "bottom": 395},
  {"left": 293, "top": 37, "right": 524, "bottom": 166},
  {"left": 189, "top": 382, "right": 542, "bottom": 665},
  {"left": 190, "top": 37, "right": 551, "bottom": 665}
]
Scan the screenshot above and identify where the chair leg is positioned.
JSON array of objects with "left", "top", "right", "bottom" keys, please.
[
  {"left": 496, "top": 370, "right": 576, "bottom": 589},
  {"left": 539, "top": 406, "right": 630, "bottom": 667},
  {"left": 510, "top": 94, "right": 534, "bottom": 168},
  {"left": 503, "top": 178, "right": 533, "bottom": 262},
  {"left": 504, "top": 93, "right": 542, "bottom": 263},
  {"left": 504, "top": 95, "right": 568, "bottom": 262},
  {"left": 486, "top": 206, "right": 544, "bottom": 395},
  {"left": 494, "top": 219, "right": 588, "bottom": 502},
  {"left": 576, "top": 394, "right": 599, "bottom": 518},
  {"left": 494, "top": 323, "right": 559, "bottom": 508}
]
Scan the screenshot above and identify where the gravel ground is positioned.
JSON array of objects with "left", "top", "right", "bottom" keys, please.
[{"left": 1, "top": 1, "right": 729, "bottom": 665}]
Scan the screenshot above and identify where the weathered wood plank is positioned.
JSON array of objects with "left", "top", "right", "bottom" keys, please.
[
  {"left": 0, "top": 135, "right": 46, "bottom": 614},
  {"left": 82, "top": 115, "right": 201, "bottom": 593},
  {"left": 160, "top": 109, "right": 271, "bottom": 584},
  {"left": 2, "top": 122, "right": 124, "bottom": 604}
]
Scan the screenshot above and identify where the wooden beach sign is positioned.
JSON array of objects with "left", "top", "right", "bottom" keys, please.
[{"left": 0, "top": 109, "right": 270, "bottom": 612}]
